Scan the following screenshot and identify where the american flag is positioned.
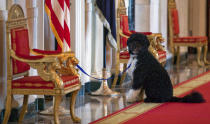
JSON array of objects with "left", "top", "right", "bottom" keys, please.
[{"left": 45, "top": 0, "right": 71, "bottom": 52}]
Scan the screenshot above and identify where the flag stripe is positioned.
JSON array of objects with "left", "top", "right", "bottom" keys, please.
[
  {"left": 45, "top": 0, "right": 71, "bottom": 51},
  {"left": 45, "top": 4, "right": 63, "bottom": 48},
  {"left": 64, "top": 22, "right": 70, "bottom": 47},
  {"left": 51, "top": 0, "right": 64, "bottom": 27},
  {"left": 57, "top": 0, "right": 64, "bottom": 10},
  {"left": 65, "top": 0, "right": 70, "bottom": 9}
]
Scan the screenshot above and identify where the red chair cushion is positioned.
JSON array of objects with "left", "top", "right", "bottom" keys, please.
[
  {"left": 120, "top": 15, "right": 132, "bottom": 36},
  {"left": 120, "top": 36, "right": 128, "bottom": 49},
  {"left": 11, "top": 28, "right": 30, "bottom": 74},
  {"left": 120, "top": 51, "right": 130, "bottom": 59},
  {"left": 157, "top": 50, "right": 166, "bottom": 60},
  {"left": 12, "top": 75, "right": 79, "bottom": 89},
  {"left": 171, "top": 9, "right": 180, "bottom": 35},
  {"left": 173, "top": 36, "right": 207, "bottom": 43},
  {"left": 32, "top": 49, "right": 62, "bottom": 55}
]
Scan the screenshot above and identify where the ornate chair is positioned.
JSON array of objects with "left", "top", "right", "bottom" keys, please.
[
  {"left": 3, "top": 4, "right": 81, "bottom": 124},
  {"left": 168, "top": 0, "right": 209, "bottom": 66},
  {"left": 111, "top": 0, "right": 166, "bottom": 89}
]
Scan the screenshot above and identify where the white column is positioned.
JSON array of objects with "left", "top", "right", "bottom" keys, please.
[
  {"left": 135, "top": 0, "right": 150, "bottom": 32},
  {"left": 150, "top": 0, "right": 160, "bottom": 33},
  {"left": 176, "top": 0, "right": 189, "bottom": 37},
  {"left": 6, "top": 0, "right": 15, "bottom": 10},
  {"left": 25, "top": 0, "right": 38, "bottom": 78},
  {"left": 84, "top": 0, "right": 93, "bottom": 82},
  {"left": 176, "top": 0, "right": 189, "bottom": 53},
  {"left": 36, "top": 0, "right": 44, "bottom": 49},
  {"left": 71, "top": 0, "right": 86, "bottom": 84},
  {"left": 26, "top": 0, "right": 38, "bottom": 49},
  {"left": 91, "top": 1, "right": 103, "bottom": 76},
  {"left": 0, "top": 9, "right": 8, "bottom": 112}
]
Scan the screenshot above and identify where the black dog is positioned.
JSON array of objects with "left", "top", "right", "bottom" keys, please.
[{"left": 126, "top": 33, "right": 205, "bottom": 103}]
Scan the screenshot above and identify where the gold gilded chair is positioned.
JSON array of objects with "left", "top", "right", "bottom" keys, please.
[
  {"left": 3, "top": 4, "right": 81, "bottom": 124},
  {"left": 168, "top": 0, "right": 209, "bottom": 66},
  {"left": 111, "top": 0, "right": 166, "bottom": 89}
]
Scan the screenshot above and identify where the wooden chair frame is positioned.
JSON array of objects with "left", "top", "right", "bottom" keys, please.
[
  {"left": 111, "top": 0, "right": 167, "bottom": 89},
  {"left": 3, "top": 4, "right": 81, "bottom": 124},
  {"left": 168, "top": 0, "right": 209, "bottom": 66}
]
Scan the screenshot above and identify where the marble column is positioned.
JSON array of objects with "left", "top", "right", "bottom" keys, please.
[
  {"left": 26, "top": 0, "right": 38, "bottom": 49},
  {"left": 90, "top": 0, "right": 104, "bottom": 77},
  {"left": 0, "top": 9, "right": 8, "bottom": 112},
  {"left": 6, "top": 0, "right": 15, "bottom": 10},
  {"left": 150, "top": 0, "right": 160, "bottom": 33},
  {"left": 84, "top": 0, "right": 93, "bottom": 82},
  {"left": 25, "top": 0, "right": 38, "bottom": 76},
  {"left": 176, "top": 0, "right": 189, "bottom": 53},
  {"left": 71, "top": 0, "right": 86, "bottom": 84},
  {"left": 135, "top": 0, "right": 150, "bottom": 32}
]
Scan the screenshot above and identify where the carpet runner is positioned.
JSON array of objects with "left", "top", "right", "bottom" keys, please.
[{"left": 90, "top": 71, "right": 210, "bottom": 124}]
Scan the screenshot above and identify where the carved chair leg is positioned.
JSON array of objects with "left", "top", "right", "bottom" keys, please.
[
  {"left": 54, "top": 95, "right": 62, "bottom": 124},
  {"left": 2, "top": 94, "right": 12, "bottom": 124},
  {"left": 173, "top": 47, "right": 177, "bottom": 64},
  {"left": 70, "top": 90, "right": 81, "bottom": 123},
  {"left": 111, "top": 63, "right": 120, "bottom": 89},
  {"left": 119, "top": 63, "right": 127, "bottom": 88},
  {"left": 18, "top": 95, "right": 29, "bottom": 124},
  {"left": 203, "top": 44, "right": 210, "bottom": 65},
  {"left": 176, "top": 46, "right": 180, "bottom": 66},
  {"left": 196, "top": 46, "right": 203, "bottom": 66}
]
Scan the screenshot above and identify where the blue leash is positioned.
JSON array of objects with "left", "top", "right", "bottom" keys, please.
[{"left": 76, "top": 63, "right": 132, "bottom": 81}]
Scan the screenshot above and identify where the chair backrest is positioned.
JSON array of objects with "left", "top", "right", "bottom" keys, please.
[
  {"left": 171, "top": 9, "right": 180, "bottom": 35},
  {"left": 116, "top": 0, "right": 127, "bottom": 51},
  {"left": 120, "top": 15, "right": 130, "bottom": 50},
  {"left": 6, "top": 4, "right": 30, "bottom": 79},
  {"left": 168, "top": 0, "right": 180, "bottom": 36},
  {"left": 168, "top": 0, "right": 179, "bottom": 51}
]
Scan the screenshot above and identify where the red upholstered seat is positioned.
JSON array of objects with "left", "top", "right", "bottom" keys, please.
[
  {"left": 157, "top": 50, "right": 166, "bottom": 62},
  {"left": 168, "top": 0, "right": 209, "bottom": 66},
  {"left": 120, "top": 51, "right": 130, "bottom": 59},
  {"left": 12, "top": 75, "right": 79, "bottom": 89},
  {"left": 171, "top": 8, "right": 208, "bottom": 44},
  {"left": 173, "top": 36, "right": 207, "bottom": 43},
  {"left": 4, "top": 5, "right": 81, "bottom": 124}
]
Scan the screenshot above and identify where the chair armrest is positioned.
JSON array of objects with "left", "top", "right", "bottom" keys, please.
[
  {"left": 11, "top": 50, "right": 62, "bottom": 83},
  {"left": 130, "top": 31, "right": 152, "bottom": 35},
  {"left": 11, "top": 50, "right": 58, "bottom": 63},
  {"left": 32, "top": 49, "right": 62, "bottom": 55},
  {"left": 31, "top": 49, "right": 75, "bottom": 59},
  {"left": 30, "top": 49, "right": 79, "bottom": 76},
  {"left": 119, "top": 30, "right": 130, "bottom": 39}
]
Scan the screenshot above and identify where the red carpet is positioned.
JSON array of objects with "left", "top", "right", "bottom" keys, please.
[
  {"left": 123, "top": 81, "right": 210, "bottom": 124},
  {"left": 90, "top": 71, "right": 210, "bottom": 124}
]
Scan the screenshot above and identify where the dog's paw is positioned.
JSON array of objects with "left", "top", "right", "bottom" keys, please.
[{"left": 126, "top": 89, "right": 141, "bottom": 103}]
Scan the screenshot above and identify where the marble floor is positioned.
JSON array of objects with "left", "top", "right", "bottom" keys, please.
[{"left": 1, "top": 53, "right": 210, "bottom": 124}]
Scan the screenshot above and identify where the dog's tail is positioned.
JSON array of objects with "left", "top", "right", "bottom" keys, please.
[{"left": 169, "top": 91, "right": 205, "bottom": 103}]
